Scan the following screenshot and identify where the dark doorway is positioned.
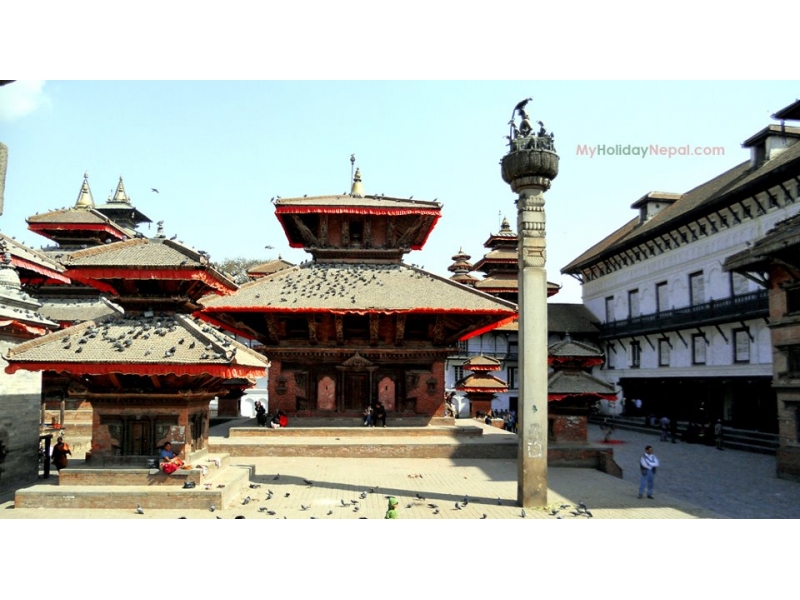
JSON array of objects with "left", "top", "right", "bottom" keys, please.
[
  {"left": 344, "top": 373, "right": 370, "bottom": 411},
  {"left": 128, "top": 421, "right": 150, "bottom": 455}
]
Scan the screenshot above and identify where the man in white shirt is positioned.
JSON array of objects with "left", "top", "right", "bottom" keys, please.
[{"left": 638, "top": 445, "right": 660, "bottom": 499}]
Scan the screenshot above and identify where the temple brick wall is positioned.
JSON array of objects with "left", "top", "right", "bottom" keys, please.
[{"left": 0, "top": 336, "right": 43, "bottom": 493}]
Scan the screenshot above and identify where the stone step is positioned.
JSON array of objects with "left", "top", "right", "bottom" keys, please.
[
  {"left": 15, "top": 462, "right": 253, "bottom": 510},
  {"left": 58, "top": 453, "right": 234, "bottom": 486},
  {"left": 228, "top": 425, "right": 483, "bottom": 438}
]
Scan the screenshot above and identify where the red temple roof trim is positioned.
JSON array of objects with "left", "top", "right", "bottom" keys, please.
[
  {"left": 4, "top": 361, "right": 265, "bottom": 379},
  {"left": 66, "top": 268, "right": 236, "bottom": 295},
  {"left": 28, "top": 222, "right": 129, "bottom": 240},
  {"left": 276, "top": 206, "right": 442, "bottom": 217},
  {"left": 12, "top": 257, "right": 71, "bottom": 284},
  {"left": 459, "top": 314, "right": 518, "bottom": 340},
  {"left": 0, "top": 320, "right": 50, "bottom": 336},
  {"left": 203, "top": 306, "right": 514, "bottom": 317}
]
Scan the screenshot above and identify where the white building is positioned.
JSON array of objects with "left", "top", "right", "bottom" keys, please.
[{"left": 561, "top": 102, "right": 800, "bottom": 431}]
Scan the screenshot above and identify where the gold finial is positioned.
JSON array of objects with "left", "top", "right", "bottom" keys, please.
[
  {"left": 75, "top": 172, "right": 95, "bottom": 209},
  {"left": 350, "top": 167, "right": 364, "bottom": 197}
]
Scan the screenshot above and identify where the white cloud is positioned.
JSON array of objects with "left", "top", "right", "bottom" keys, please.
[{"left": 0, "top": 80, "right": 49, "bottom": 121}]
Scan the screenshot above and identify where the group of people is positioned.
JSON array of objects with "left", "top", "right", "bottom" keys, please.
[
  {"left": 255, "top": 402, "right": 288, "bottom": 429},
  {"left": 363, "top": 402, "right": 387, "bottom": 427}
]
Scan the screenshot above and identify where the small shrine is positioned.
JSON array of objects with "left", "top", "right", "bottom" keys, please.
[
  {"left": 547, "top": 336, "right": 616, "bottom": 443},
  {"left": 455, "top": 355, "right": 508, "bottom": 418}
]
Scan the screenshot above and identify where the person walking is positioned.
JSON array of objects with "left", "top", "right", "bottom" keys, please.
[{"left": 638, "top": 445, "right": 660, "bottom": 499}]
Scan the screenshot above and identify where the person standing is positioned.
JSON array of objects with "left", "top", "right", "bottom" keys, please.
[
  {"left": 714, "top": 419, "right": 724, "bottom": 450},
  {"left": 659, "top": 415, "right": 670, "bottom": 442},
  {"left": 51, "top": 437, "right": 72, "bottom": 472},
  {"left": 638, "top": 445, "right": 660, "bottom": 499}
]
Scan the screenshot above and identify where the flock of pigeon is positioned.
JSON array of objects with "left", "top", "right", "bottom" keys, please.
[{"left": 133, "top": 473, "right": 597, "bottom": 519}]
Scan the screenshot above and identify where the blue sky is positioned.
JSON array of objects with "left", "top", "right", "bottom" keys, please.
[{"left": 2, "top": 81, "right": 798, "bottom": 303}]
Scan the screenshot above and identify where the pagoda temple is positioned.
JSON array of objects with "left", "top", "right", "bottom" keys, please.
[
  {"left": 200, "top": 169, "right": 517, "bottom": 419},
  {"left": 4, "top": 234, "right": 268, "bottom": 464}
]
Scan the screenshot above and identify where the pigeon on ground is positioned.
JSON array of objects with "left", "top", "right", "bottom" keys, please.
[
  {"left": 497, "top": 497, "right": 503, "bottom": 505},
  {"left": 341, "top": 499, "right": 348, "bottom": 507},
  {"left": 455, "top": 502, "right": 462, "bottom": 510},
  {"left": 521, "top": 509, "right": 526, "bottom": 518},
  {"left": 258, "top": 507, "right": 269, "bottom": 513},
  {"left": 136, "top": 505, "right": 144, "bottom": 515},
  {"left": 327, "top": 510, "right": 333, "bottom": 516},
  {"left": 242, "top": 496, "right": 251, "bottom": 505},
  {"left": 359, "top": 492, "right": 368, "bottom": 499},
  {"left": 416, "top": 493, "right": 425, "bottom": 500},
  {"left": 285, "top": 493, "right": 291, "bottom": 498},
  {"left": 273, "top": 474, "right": 280, "bottom": 480},
  {"left": 428, "top": 503, "right": 438, "bottom": 509},
  {"left": 267, "top": 489, "right": 274, "bottom": 496},
  {"left": 353, "top": 506, "right": 360, "bottom": 512},
  {"left": 300, "top": 504, "right": 310, "bottom": 511},
  {"left": 303, "top": 479, "right": 314, "bottom": 486},
  {"left": 250, "top": 484, "right": 261, "bottom": 489},
  {"left": 209, "top": 505, "right": 216, "bottom": 512},
  {"left": 433, "top": 509, "right": 439, "bottom": 515},
  {"left": 406, "top": 503, "right": 413, "bottom": 509},
  {"left": 267, "top": 510, "right": 277, "bottom": 516},
  {"left": 480, "top": 513, "right": 488, "bottom": 519}
]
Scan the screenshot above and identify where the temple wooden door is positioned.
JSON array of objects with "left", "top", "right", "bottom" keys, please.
[
  {"left": 129, "top": 421, "right": 150, "bottom": 455},
  {"left": 344, "top": 373, "right": 369, "bottom": 411}
]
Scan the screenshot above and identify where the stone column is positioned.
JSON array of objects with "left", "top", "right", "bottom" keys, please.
[{"left": 501, "top": 113, "right": 559, "bottom": 508}]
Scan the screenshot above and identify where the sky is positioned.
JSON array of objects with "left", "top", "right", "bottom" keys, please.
[{"left": 2, "top": 80, "right": 798, "bottom": 304}]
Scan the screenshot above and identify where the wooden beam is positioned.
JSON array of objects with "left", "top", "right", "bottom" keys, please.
[
  {"left": 335, "top": 314, "right": 344, "bottom": 345},
  {"left": 108, "top": 373, "right": 122, "bottom": 389},
  {"left": 395, "top": 314, "right": 406, "bottom": 346},
  {"left": 369, "top": 313, "right": 379, "bottom": 346},
  {"left": 715, "top": 324, "right": 729, "bottom": 344},
  {"left": 290, "top": 215, "right": 319, "bottom": 246}
]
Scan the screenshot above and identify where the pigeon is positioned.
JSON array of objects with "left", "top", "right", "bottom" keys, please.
[
  {"left": 521, "top": 509, "right": 526, "bottom": 518},
  {"left": 151, "top": 188, "right": 159, "bottom": 193},
  {"left": 341, "top": 499, "right": 348, "bottom": 507},
  {"left": 463, "top": 495, "right": 469, "bottom": 506},
  {"left": 415, "top": 493, "right": 425, "bottom": 500},
  {"left": 267, "top": 489, "right": 274, "bottom": 496},
  {"left": 359, "top": 492, "right": 368, "bottom": 500},
  {"left": 455, "top": 502, "right": 462, "bottom": 510},
  {"left": 353, "top": 506, "right": 360, "bottom": 512},
  {"left": 258, "top": 507, "right": 269, "bottom": 513},
  {"left": 303, "top": 479, "right": 314, "bottom": 486},
  {"left": 578, "top": 502, "right": 589, "bottom": 513},
  {"left": 432, "top": 509, "right": 439, "bottom": 515},
  {"left": 249, "top": 484, "right": 261, "bottom": 489},
  {"left": 136, "top": 505, "right": 144, "bottom": 515},
  {"left": 209, "top": 505, "right": 216, "bottom": 513},
  {"left": 327, "top": 510, "right": 333, "bottom": 516},
  {"left": 266, "top": 510, "right": 277, "bottom": 516},
  {"left": 497, "top": 497, "right": 503, "bottom": 505},
  {"left": 284, "top": 493, "right": 291, "bottom": 498},
  {"left": 480, "top": 513, "right": 488, "bottom": 519},
  {"left": 273, "top": 474, "right": 280, "bottom": 480},
  {"left": 242, "top": 496, "right": 251, "bottom": 505},
  {"left": 428, "top": 503, "right": 438, "bottom": 509},
  {"left": 406, "top": 503, "right": 413, "bottom": 509},
  {"left": 300, "top": 504, "right": 310, "bottom": 511}
]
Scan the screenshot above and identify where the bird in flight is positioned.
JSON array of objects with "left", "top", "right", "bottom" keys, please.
[{"left": 151, "top": 188, "right": 159, "bottom": 193}]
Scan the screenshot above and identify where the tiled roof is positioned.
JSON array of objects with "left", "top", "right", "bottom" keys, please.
[
  {"left": 456, "top": 373, "right": 508, "bottom": 391},
  {"left": 37, "top": 297, "right": 124, "bottom": 324},
  {"left": 548, "top": 370, "right": 616, "bottom": 396},
  {"left": 65, "top": 237, "right": 206, "bottom": 268},
  {"left": 1, "top": 233, "right": 67, "bottom": 277},
  {"left": 248, "top": 258, "right": 294, "bottom": 277},
  {"left": 547, "top": 303, "right": 601, "bottom": 334},
  {"left": 548, "top": 338, "right": 603, "bottom": 357},
  {"left": 27, "top": 208, "right": 117, "bottom": 225},
  {"left": 200, "top": 262, "right": 517, "bottom": 314},
  {"left": 562, "top": 139, "right": 800, "bottom": 273},
  {"left": 4, "top": 313, "right": 268, "bottom": 370}
]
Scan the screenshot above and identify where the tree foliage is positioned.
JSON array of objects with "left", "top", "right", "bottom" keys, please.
[{"left": 213, "top": 256, "right": 266, "bottom": 284}]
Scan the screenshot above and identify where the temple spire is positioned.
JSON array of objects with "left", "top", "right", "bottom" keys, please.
[
  {"left": 74, "top": 172, "right": 95, "bottom": 209},
  {"left": 351, "top": 167, "right": 364, "bottom": 197},
  {"left": 110, "top": 175, "right": 131, "bottom": 205}
]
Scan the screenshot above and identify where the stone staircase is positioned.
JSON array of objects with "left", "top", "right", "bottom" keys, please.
[{"left": 15, "top": 452, "right": 252, "bottom": 510}]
